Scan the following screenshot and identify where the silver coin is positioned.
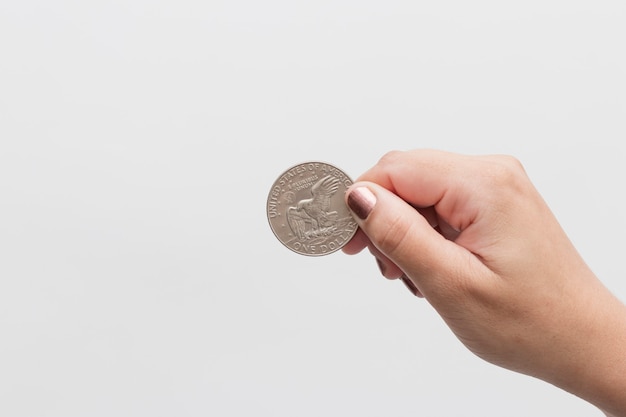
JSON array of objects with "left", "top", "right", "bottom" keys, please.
[{"left": 267, "top": 161, "right": 358, "bottom": 256}]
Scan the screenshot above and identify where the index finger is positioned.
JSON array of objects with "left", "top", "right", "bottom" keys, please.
[{"left": 356, "top": 149, "right": 506, "bottom": 233}]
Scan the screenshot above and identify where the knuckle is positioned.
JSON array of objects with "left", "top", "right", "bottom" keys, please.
[
  {"left": 484, "top": 155, "right": 527, "bottom": 190},
  {"left": 377, "top": 150, "right": 403, "bottom": 168},
  {"left": 375, "top": 211, "right": 414, "bottom": 258},
  {"left": 498, "top": 154, "right": 526, "bottom": 175}
]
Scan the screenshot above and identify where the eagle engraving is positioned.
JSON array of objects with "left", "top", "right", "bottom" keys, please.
[{"left": 287, "top": 175, "right": 340, "bottom": 240}]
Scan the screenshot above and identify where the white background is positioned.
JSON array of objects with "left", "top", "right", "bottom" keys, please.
[{"left": 1, "top": 1, "right": 625, "bottom": 416}]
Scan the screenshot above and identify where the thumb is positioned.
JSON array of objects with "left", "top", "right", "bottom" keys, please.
[{"left": 345, "top": 182, "right": 472, "bottom": 298}]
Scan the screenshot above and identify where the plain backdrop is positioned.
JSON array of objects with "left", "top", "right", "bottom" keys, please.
[{"left": 1, "top": 1, "right": 625, "bottom": 416}]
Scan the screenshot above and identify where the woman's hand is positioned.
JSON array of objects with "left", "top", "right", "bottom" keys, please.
[{"left": 343, "top": 149, "right": 626, "bottom": 416}]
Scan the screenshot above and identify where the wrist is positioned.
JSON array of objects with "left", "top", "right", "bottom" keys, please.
[{"left": 545, "top": 282, "right": 626, "bottom": 416}]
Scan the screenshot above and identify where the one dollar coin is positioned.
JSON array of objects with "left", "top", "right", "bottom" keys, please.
[{"left": 266, "top": 162, "right": 358, "bottom": 256}]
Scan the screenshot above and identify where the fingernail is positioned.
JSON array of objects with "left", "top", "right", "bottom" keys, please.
[
  {"left": 376, "top": 257, "right": 386, "bottom": 276},
  {"left": 347, "top": 187, "right": 376, "bottom": 220},
  {"left": 400, "top": 274, "right": 423, "bottom": 297}
]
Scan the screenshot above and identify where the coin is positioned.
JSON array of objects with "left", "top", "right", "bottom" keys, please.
[{"left": 267, "top": 161, "right": 358, "bottom": 256}]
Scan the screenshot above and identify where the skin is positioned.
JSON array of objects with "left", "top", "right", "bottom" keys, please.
[{"left": 342, "top": 149, "right": 626, "bottom": 417}]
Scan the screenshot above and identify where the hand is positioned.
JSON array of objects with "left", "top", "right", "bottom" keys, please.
[{"left": 343, "top": 149, "right": 626, "bottom": 416}]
